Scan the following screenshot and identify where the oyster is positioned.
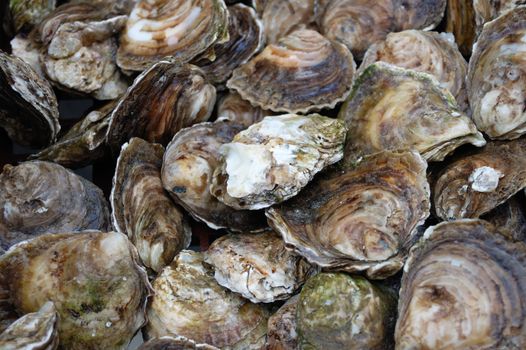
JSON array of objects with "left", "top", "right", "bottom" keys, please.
[
  {"left": 0, "top": 161, "right": 111, "bottom": 251},
  {"left": 266, "top": 150, "right": 430, "bottom": 279},
  {"left": 473, "top": 0, "right": 526, "bottom": 32},
  {"left": 162, "top": 121, "right": 267, "bottom": 232},
  {"left": 111, "top": 137, "right": 191, "bottom": 272},
  {"left": 204, "top": 231, "right": 316, "bottom": 303},
  {"left": 210, "top": 114, "right": 346, "bottom": 210},
  {"left": 434, "top": 139, "right": 526, "bottom": 220},
  {"left": 265, "top": 295, "right": 299, "bottom": 350},
  {"left": 260, "top": 0, "right": 317, "bottom": 44},
  {"left": 297, "top": 273, "right": 397, "bottom": 350},
  {"left": 394, "top": 0, "right": 446, "bottom": 31},
  {"left": 216, "top": 92, "right": 266, "bottom": 128},
  {"left": 145, "top": 250, "right": 270, "bottom": 349},
  {"left": 359, "top": 30, "right": 469, "bottom": 113},
  {"left": 445, "top": 0, "right": 476, "bottom": 56},
  {"left": 0, "top": 231, "right": 151, "bottom": 349},
  {"left": 227, "top": 29, "right": 356, "bottom": 114},
  {"left": 140, "top": 336, "right": 219, "bottom": 350},
  {"left": 468, "top": 6, "right": 526, "bottom": 139},
  {"left": 482, "top": 195, "right": 526, "bottom": 241},
  {"left": 396, "top": 219, "right": 526, "bottom": 349},
  {"left": 0, "top": 51, "right": 60, "bottom": 148},
  {"left": 0, "top": 302, "right": 58, "bottom": 350},
  {"left": 9, "top": 0, "right": 56, "bottom": 32},
  {"left": 117, "top": 0, "right": 229, "bottom": 71},
  {"left": 339, "top": 62, "right": 485, "bottom": 162},
  {"left": 106, "top": 62, "right": 216, "bottom": 150}
]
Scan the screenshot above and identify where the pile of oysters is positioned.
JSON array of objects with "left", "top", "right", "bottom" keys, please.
[{"left": 2, "top": 0, "right": 526, "bottom": 349}]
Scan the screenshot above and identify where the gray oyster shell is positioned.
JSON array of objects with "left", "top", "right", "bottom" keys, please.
[
  {"left": 265, "top": 295, "right": 299, "bottom": 350},
  {"left": 10, "top": 34, "right": 45, "bottom": 77},
  {"left": 8, "top": 0, "right": 56, "bottom": 32}
]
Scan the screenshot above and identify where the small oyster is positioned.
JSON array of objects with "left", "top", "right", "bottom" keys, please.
[
  {"left": 446, "top": 0, "right": 476, "bottom": 56},
  {"left": 145, "top": 250, "right": 270, "bottom": 349},
  {"left": 468, "top": 6, "right": 526, "bottom": 139},
  {"left": 227, "top": 29, "right": 356, "bottom": 114},
  {"left": 0, "top": 51, "right": 60, "bottom": 148},
  {"left": 0, "top": 231, "right": 151, "bottom": 349},
  {"left": 434, "top": 139, "right": 526, "bottom": 220},
  {"left": 339, "top": 62, "right": 485, "bottom": 162},
  {"left": 162, "top": 121, "right": 267, "bottom": 232},
  {"left": 265, "top": 295, "right": 299, "bottom": 350},
  {"left": 140, "top": 336, "right": 219, "bottom": 350},
  {"left": 117, "top": 0, "right": 229, "bottom": 71},
  {"left": 204, "top": 231, "right": 316, "bottom": 303},
  {"left": 0, "top": 161, "right": 111, "bottom": 251},
  {"left": 107, "top": 62, "right": 216, "bottom": 150},
  {"left": 482, "top": 195, "right": 526, "bottom": 241},
  {"left": 216, "top": 92, "right": 266, "bottom": 128},
  {"left": 396, "top": 220, "right": 526, "bottom": 349},
  {"left": 111, "top": 137, "right": 191, "bottom": 272},
  {"left": 9, "top": 0, "right": 56, "bottom": 32},
  {"left": 210, "top": 114, "right": 347, "bottom": 210},
  {"left": 297, "top": 273, "right": 397, "bottom": 350},
  {"left": 0, "top": 302, "right": 58, "bottom": 350},
  {"left": 267, "top": 150, "right": 430, "bottom": 279},
  {"left": 473, "top": 0, "right": 525, "bottom": 32}
]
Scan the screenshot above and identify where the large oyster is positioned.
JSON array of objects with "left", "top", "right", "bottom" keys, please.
[
  {"left": 0, "top": 231, "right": 151, "bottom": 349},
  {"left": 339, "top": 62, "right": 485, "bottom": 162},
  {"left": 210, "top": 114, "right": 346, "bottom": 210},
  {"left": 140, "top": 336, "right": 218, "bottom": 350},
  {"left": 473, "top": 0, "right": 525, "bottom": 32},
  {"left": 396, "top": 220, "right": 526, "bottom": 349},
  {"left": 216, "top": 92, "right": 266, "bottom": 128},
  {"left": 446, "top": 0, "right": 476, "bottom": 56},
  {"left": 434, "top": 139, "right": 526, "bottom": 220},
  {"left": 162, "top": 121, "right": 267, "bottom": 232},
  {"left": 0, "top": 51, "right": 60, "bottom": 148},
  {"left": 106, "top": 62, "right": 216, "bottom": 150},
  {"left": 265, "top": 295, "right": 299, "bottom": 350},
  {"left": 117, "top": 0, "right": 229, "bottom": 71},
  {"left": 297, "top": 273, "right": 397, "bottom": 350},
  {"left": 145, "top": 250, "right": 270, "bottom": 349},
  {"left": 267, "top": 150, "right": 430, "bottom": 279},
  {"left": 204, "top": 231, "right": 316, "bottom": 303},
  {"left": 0, "top": 161, "right": 111, "bottom": 251},
  {"left": 111, "top": 137, "right": 191, "bottom": 272},
  {"left": 9, "top": 0, "right": 56, "bottom": 32},
  {"left": 468, "top": 6, "right": 526, "bottom": 139},
  {"left": 482, "top": 194, "right": 526, "bottom": 241},
  {"left": 227, "top": 29, "right": 356, "bottom": 114}
]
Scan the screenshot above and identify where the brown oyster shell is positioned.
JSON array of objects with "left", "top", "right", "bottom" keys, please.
[
  {"left": 0, "top": 51, "right": 60, "bottom": 148},
  {"left": 111, "top": 137, "right": 191, "bottom": 272},
  {"left": 266, "top": 150, "right": 430, "bottom": 279},
  {"left": 446, "top": 0, "right": 476, "bottom": 56},
  {"left": 434, "top": 139, "right": 526, "bottom": 221},
  {"left": 265, "top": 295, "right": 299, "bottom": 350},
  {"left": 139, "top": 336, "right": 219, "bottom": 350},
  {"left": 117, "top": 0, "right": 229, "bottom": 71},
  {"left": 216, "top": 92, "right": 267, "bottom": 128},
  {"left": 106, "top": 62, "right": 216, "bottom": 150},
  {"left": 227, "top": 29, "right": 356, "bottom": 114},
  {"left": 339, "top": 62, "right": 485, "bottom": 163},
  {"left": 161, "top": 121, "right": 267, "bottom": 232},
  {"left": 473, "top": 0, "right": 526, "bottom": 33},
  {"left": 482, "top": 194, "right": 526, "bottom": 241},
  {"left": 0, "top": 161, "right": 111, "bottom": 251}
]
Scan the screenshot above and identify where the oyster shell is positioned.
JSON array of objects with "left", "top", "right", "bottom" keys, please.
[
  {"left": 140, "top": 336, "right": 219, "bottom": 350},
  {"left": 266, "top": 150, "right": 430, "bottom": 279},
  {"left": 145, "top": 250, "right": 270, "bottom": 349},
  {"left": 0, "top": 50, "right": 60, "bottom": 148},
  {"left": 10, "top": 34, "right": 45, "bottom": 77},
  {"left": 468, "top": 6, "right": 526, "bottom": 139},
  {"left": 162, "top": 121, "right": 267, "bottom": 232},
  {"left": 265, "top": 295, "right": 299, "bottom": 350},
  {"left": 297, "top": 273, "right": 397, "bottom": 350},
  {"left": 111, "top": 137, "right": 191, "bottom": 272},
  {"left": 482, "top": 194, "right": 526, "bottom": 241},
  {"left": 9, "top": 0, "right": 56, "bottom": 32},
  {"left": 0, "top": 302, "right": 58, "bottom": 350},
  {"left": 216, "top": 92, "right": 266, "bottom": 128},
  {"left": 473, "top": 0, "right": 525, "bottom": 32},
  {"left": 260, "top": 0, "right": 317, "bottom": 44},
  {"left": 68, "top": 0, "right": 138, "bottom": 15},
  {"left": 227, "top": 29, "right": 356, "bottom": 114},
  {"left": 0, "top": 231, "right": 151, "bottom": 349},
  {"left": 339, "top": 62, "right": 485, "bottom": 162},
  {"left": 434, "top": 138, "right": 526, "bottom": 220},
  {"left": 106, "top": 62, "right": 216, "bottom": 150},
  {"left": 204, "top": 231, "right": 316, "bottom": 303},
  {"left": 210, "top": 114, "right": 347, "bottom": 210},
  {"left": 394, "top": 0, "right": 446, "bottom": 31},
  {"left": 117, "top": 0, "right": 229, "bottom": 71},
  {"left": 0, "top": 161, "right": 111, "bottom": 251},
  {"left": 445, "top": 0, "right": 476, "bottom": 56},
  {"left": 396, "top": 219, "right": 526, "bottom": 349}
]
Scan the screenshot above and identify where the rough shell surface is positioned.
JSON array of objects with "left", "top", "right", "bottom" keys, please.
[
  {"left": 482, "top": 194, "right": 526, "bottom": 241},
  {"left": 265, "top": 294, "right": 299, "bottom": 350},
  {"left": 473, "top": 0, "right": 526, "bottom": 32},
  {"left": 139, "top": 336, "right": 219, "bottom": 350},
  {"left": 9, "top": 0, "right": 57, "bottom": 32}
]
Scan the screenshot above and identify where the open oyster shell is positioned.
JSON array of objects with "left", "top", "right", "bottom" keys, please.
[
  {"left": 482, "top": 194, "right": 526, "bottom": 241},
  {"left": 162, "top": 121, "right": 267, "bottom": 232},
  {"left": 140, "top": 336, "right": 219, "bottom": 350},
  {"left": 468, "top": 6, "right": 526, "bottom": 140},
  {"left": 117, "top": 0, "right": 229, "bottom": 71},
  {"left": 0, "top": 51, "right": 60, "bottom": 148},
  {"left": 446, "top": 0, "right": 476, "bottom": 56},
  {"left": 227, "top": 29, "right": 356, "bottom": 114},
  {"left": 210, "top": 114, "right": 346, "bottom": 210},
  {"left": 145, "top": 250, "right": 270, "bottom": 349},
  {"left": 0, "top": 231, "right": 151, "bottom": 350},
  {"left": 267, "top": 150, "right": 430, "bottom": 279},
  {"left": 204, "top": 231, "right": 317, "bottom": 303},
  {"left": 216, "top": 92, "right": 266, "bottom": 128},
  {"left": 396, "top": 219, "right": 526, "bottom": 349},
  {"left": 434, "top": 139, "right": 526, "bottom": 221},
  {"left": 297, "top": 273, "right": 397, "bottom": 350},
  {"left": 473, "top": 0, "right": 525, "bottom": 32},
  {"left": 9, "top": 0, "right": 56, "bottom": 32},
  {"left": 111, "top": 137, "right": 191, "bottom": 273},
  {"left": 106, "top": 62, "right": 216, "bottom": 150},
  {"left": 339, "top": 62, "right": 485, "bottom": 163},
  {"left": 265, "top": 295, "right": 299, "bottom": 350},
  {"left": 0, "top": 161, "right": 111, "bottom": 251}
]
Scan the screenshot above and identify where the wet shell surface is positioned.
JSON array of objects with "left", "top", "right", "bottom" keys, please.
[
  {"left": 216, "top": 92, "right": 267, "bottom": 128},
  {"left": 265, "top": 295, "right": 299, "bottom": 350}
]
